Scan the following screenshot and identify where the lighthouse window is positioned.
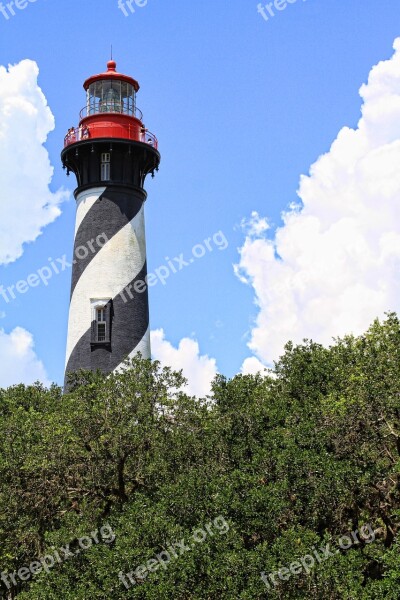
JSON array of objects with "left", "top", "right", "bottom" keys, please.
[
  {"left": 91, "top": 299, "right": 112, "bottom": 346},
  {"left": 122, "top": 83, "right": 135, "bottom": 116},
  {"left": 96, "top": 308, "right": 106, "bottom": 342},
  {"left": 87, "top": 81, "right": 136, "bottom": 117},
  {"left": 101, "top": 153, "right": 111, "bottom": 181}
]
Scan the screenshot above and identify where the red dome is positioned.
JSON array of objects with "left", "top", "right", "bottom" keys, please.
[{"left": 83, "top": 60, "right": 140, "bottom": 92}]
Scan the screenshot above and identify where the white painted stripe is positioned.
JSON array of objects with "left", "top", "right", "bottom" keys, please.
[
  {"left": 65, "top": 205, "right": 147, "bottom": 369},
  {"left": 113, "top": 325, "right": 151, "bottom": 373},
  {"left": 75, "top": 187, "right": 107, "bottom": 235}
]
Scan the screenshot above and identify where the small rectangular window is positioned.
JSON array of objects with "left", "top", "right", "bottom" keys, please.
[
  {"left": 101, "top": 153, "right": 111, "bottom": 181},
  {"left": 91, "top": 299, "right": 112, "bottom": 346},
  {"left": 96, "top": 308, "right": 106, "bottom": 341}
]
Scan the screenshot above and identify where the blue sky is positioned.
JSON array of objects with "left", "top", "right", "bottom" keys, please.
[{"left": 1, "top": 0, "right": 400, "bottom": 391}]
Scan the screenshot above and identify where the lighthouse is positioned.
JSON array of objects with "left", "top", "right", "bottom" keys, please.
[{"left": 61, "top": 60, "right": 160, "bottom": 386}]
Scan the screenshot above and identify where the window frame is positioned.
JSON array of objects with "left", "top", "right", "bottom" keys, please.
[
  {"left": 96, "top": 308, "right": 107, "bottom": 342},
  {"left": 100, "top": 152, "right": 111, "bottom": 182},
  {"left": 90, "top": 299, "right": 112, "bottom": 347}
]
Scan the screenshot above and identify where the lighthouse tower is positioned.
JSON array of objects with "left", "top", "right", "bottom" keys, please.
[{"left": 61, "top": 60, "right": 160, "bottom": 386}]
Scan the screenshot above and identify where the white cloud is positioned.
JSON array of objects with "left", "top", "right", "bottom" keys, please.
[
  {"left": 0, "top": 59, "right": 69, "bottom": 265},
  {"left": 240, "top": 356, "right": 267, "bottom": 376},
  {"left": 0, "top": 327, "right": 49, "bottom": 388},
  {"left": 239, "top": 211, "right": 270, "bottom": 238},
  {"left": 236, "top": 38, "right": 400, "bottom": 365},
  {"left": 151, "top": 329, "right": 218, "bottom": 397}
]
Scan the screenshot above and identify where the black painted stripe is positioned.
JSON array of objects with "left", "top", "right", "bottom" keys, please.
[
  {"left": 70, "top": 187, "right": 145, "bottom": 299},
  {"left": 64, "top": 261, "right": 149, "bottom": 389}
]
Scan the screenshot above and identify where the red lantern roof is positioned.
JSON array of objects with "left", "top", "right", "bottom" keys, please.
[{"left": 83, "top": 60, "right": 140, "bottom": 93}]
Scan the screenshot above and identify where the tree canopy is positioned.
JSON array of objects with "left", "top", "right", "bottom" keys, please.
[{"left": 1, "top": 313, "right": 400, "bottom": 598}]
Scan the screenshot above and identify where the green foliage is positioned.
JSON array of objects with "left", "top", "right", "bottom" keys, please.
[{"left": 1, "top": 315, "right": 400, "bottom": 598}]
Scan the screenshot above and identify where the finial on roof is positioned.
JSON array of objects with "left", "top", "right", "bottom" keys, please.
[{"left": 107, "top": 60, "right": 117, "bottom": 72}]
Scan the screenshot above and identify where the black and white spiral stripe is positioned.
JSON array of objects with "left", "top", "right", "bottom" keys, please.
[{"left": 64, "top": 186, "right": 150, "bottom": 383}]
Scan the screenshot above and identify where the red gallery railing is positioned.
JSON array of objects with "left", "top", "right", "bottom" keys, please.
[{"left": 64, "top": 123, "right": 158, "bottom": 150}]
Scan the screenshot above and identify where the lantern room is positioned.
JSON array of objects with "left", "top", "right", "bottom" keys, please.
[
  {"left": 83, "top": 60, "right": 139, "bottom": 118},
  {"left": 64, "top": 60, "right": 158, "bottom": 149},
  {"left": 85, "top": 79, "right": 136, "bottom": 116}
]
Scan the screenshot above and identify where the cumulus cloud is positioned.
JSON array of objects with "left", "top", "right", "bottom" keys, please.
[
  {"left": 240, "top": 356, "right": 267, "bottom": 376},
  {"left": 151, "top": 329, "right": 218, "bottom": 397},
  {"left": 236, "top": 38, "right": 400, "bottom": 365},
  {"left": 0, "top": 327, "right": 49, "bottom": 388},
  {"left": 0, "top": 59, "right": 69, "bottom": 265}
]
